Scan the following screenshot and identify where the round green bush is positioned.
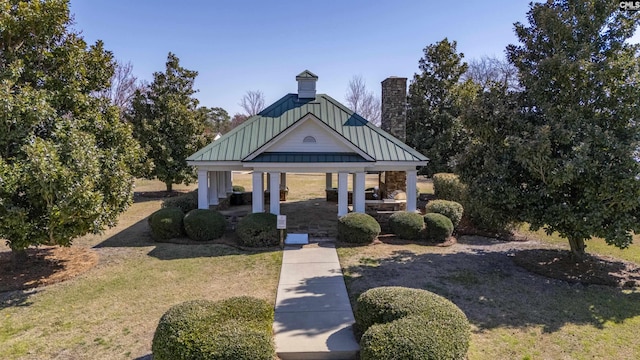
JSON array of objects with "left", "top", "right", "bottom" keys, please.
[
  {"left": 423, "top": 213, "right": 454, "bottom": 242},
  {"left": 183, "top": 209, "right": 226, "bottom": 241},
  {"left": 149, "top": 207, "right": 184, "bottom": 240},
  {"left": 337, "top": 213, "right": 381, "bottom": 244},
  {"left": 360, "top": 314, "right": 470, "bottom": 360},
  {"left": 162, "top": 190, "right": 198, "bottom": 213},
  {"left": 425, "top": 200, "right": 464, "bottom": 228},
  {"left": 232, "top": 185, "right": 245, "bottom": 192},
  {"left": 152, "top": 297, "right": 275, "bottom": 360},
  {"left": 355, "top": 286, "right": 467, "bottom": 335},
  {"left": 356, "top": 287, "right": 471, "bottom": 360},
  {"left": 236, "top": 213, "right": 279, "bottom": 247},
  {"left": 389, "top": 211, "right": 425, "bottom": 240}
]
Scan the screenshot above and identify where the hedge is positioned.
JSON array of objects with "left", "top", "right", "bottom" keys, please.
[
  {"left": 152, "top": 297, "right": 275, "bottom": 360},
  {"left": 423, "top": 213, "right": 454, "bottom": 242},
  {"left": 355, "top": 286, "right": 470, "bottom": 360},
  {"left": 149, "top": 207, "right": 184, "bottom": 240},
  {"left": 425, "top": 200, "right": 464, "bottom": 228},
  {"left": 236, "top": 213, "right": 280, "bottom": 247},
  {"left": 162, "top": 190, "right": 198, "bottom": 213},
  {"left": 183, "top": 209, "right": 226, "bottom": 241},
  {"left": 360, "top": 315, "right": 470, "bottom": 360},
  {"left": 432, "top": 173, "right": 467, "bottom": 203},
  {"left": 389, "top": 212, "right": 425, "bottom": 240},
  {"left": 337, "top": 213, "right": 381, "bottom": 244}
]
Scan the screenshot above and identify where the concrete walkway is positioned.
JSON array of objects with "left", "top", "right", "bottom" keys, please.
[{"left": 274, "top": 242, "right": 359, "bottom": 360}]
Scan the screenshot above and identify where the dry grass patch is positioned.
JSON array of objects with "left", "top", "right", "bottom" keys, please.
[
  {"left": 338, "top": 236, "right": 640, "bottom": 360},
  {"left": 0, "top": 180, "right": 281, "bottom": 360}
]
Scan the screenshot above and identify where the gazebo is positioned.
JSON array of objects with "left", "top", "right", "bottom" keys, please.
[{"left": 187, "top": 71, "right": 428, "bottom": 216}]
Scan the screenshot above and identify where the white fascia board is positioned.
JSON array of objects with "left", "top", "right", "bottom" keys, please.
[
  {"left": 246, "top": 162, "right": 368, "bottom": 173},
  {"left": 365, "top": 161, "right": 429, "bottom": 171},
  {"left": 243, "top": 113, "right": 374, "bottom": 162},
  {"left": 189, "top": 161, "right": 245, "bottom": 171}
]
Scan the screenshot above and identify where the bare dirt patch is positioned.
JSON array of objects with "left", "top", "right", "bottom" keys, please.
[{"left": 0, "top": 246, "right": 98, "bottom": 293}]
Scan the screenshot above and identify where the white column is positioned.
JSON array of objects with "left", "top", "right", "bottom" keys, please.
[
  {"left": 354, "top": 172, "right": 366, "bottom": 213},
  {"left": 208, "top": 171, "right": 219, "bottom": 205},
  {"left": 338, "top": 172, "right": 348, "bottom": 217},
  {"left": 197, "top": 169, "right": 209, "bottom": 209},
  {"left": 406, "top": 170, "right": 418, "bottom": 212},
  {"left": 226, "top": 171, "right": 232, "bottom": 194},
  {"left": 280, "top": 173, "right": 287, "bottom": 189},
  {"left": 217, "top": 172, "right": 226, "bottom": 201},
  {"left": 325, "top": 173, "right": 332, "bottom": 189},
  {"left": 269, "top": 172, "right": 281, "bottom": 215},
  {"left": 252, "top": 171, "right": 264, "bottom": 213}
]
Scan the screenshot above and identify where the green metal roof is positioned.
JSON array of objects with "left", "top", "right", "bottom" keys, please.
[
  {"left": 187, "top": 93, "right": 428, "bottom": 163},
  {"left": 251, "top": 152, "right": 370, "bottom": 163}
]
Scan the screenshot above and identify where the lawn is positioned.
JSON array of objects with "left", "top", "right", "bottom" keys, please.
[
  {"left": 338, "top": 227, "right": 640, "bottom": 359},
  {"left": 4, "top": 173, "right": 637, "bottom": 359},
  {"left": 0, "top": 179, "right": 282, "bottom": 360}
]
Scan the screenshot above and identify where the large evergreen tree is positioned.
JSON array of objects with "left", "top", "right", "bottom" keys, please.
[
  {"left": 459, "top": 0, "right": 640, "bottom": 259},
  {"left": 407, "top": 38, "right": 476, "bottom": 176},
  {"left": 128, "top": 53, "right": 212, "bottom": 192},
  {"left": 0, "top": 0, "right": 142, "bottom": 261}
]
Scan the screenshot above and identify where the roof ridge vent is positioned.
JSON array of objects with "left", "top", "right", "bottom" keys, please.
[{"left": 296, "top": 70, "right": 318, "bottom": 99}]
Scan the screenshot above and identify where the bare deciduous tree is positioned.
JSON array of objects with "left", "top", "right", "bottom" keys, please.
[
  {"left": 96, "top": 60, "right": 141, "bottom": 113},
  {"left": 239, "top": 90, "right": 265, "bottom": 116},
  {"left": 345, "top": 75, "right": 381, "bottom": 126},
  {"left": 462, "top": 56, "right": 521, "bottom": 91},
  {"left": 230, "top": 113, "right": 249, "bottom": 129}
]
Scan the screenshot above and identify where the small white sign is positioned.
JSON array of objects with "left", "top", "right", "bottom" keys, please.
[{"left": 277, "top": 215, "right": 287, "bottom": 229}]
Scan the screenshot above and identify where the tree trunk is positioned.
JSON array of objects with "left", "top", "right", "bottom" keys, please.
[
  {"left": 567, "top": 237, "right": 586, "bottom": 262},
  {"left": 10, "top": 248, "right": 28, "bottom": 269},
  {"left": 166, "top": 182, "right": 173, "bottom": 192}
]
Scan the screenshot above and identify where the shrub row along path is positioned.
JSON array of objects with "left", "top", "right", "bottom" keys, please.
[{"left": 274, "top": 241, "right": 360, "bottom": 360}]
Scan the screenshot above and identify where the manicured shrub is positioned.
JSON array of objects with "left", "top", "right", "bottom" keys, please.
[
  {"left": 232, "top": 185, "right": 245, "bottom": 192},
  {"left": 432, "top": 173, "right": 467, "bottom": 203},
  {"left": 183, "top": 209, "right": 226, "bottom": 241},
  {"left": 355, "top": 286, "right": 467, "bottom": 334},
  {"left": 149, "top": 207, "right": 184, "bottom": 240},
  {"left": 355, "top": 286, "right": 471, "bottom": 360},
  {"left": 236, "top": 213, "right": 279, "bottom": 247},
  {"left": 360, "top": 315, "right": 470, "bottom": 360},
  {"left": 337, "top": 213, "right": 381, "bottom": 244},
  {"left": 162, "top": 190, "right": 198, "bottom": 213},
  {"left": 425, "top": 200, "right": 464, "bottom": 228},
  {"left": 389, "top": 212, "right": 424, "bottom": 240},
  {"left": 423, "top": 213, "right": 454, "bottom": 242},
  {"left": 432, "top": 174, "right": 515, "bottom": 232},
  {"left": 152, "top": 297, "right": 275, "bottom": 360}
]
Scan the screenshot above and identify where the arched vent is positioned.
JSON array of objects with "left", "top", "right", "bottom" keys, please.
[{"left": 303, "top": 136, "right": 317, "bottom": 143}]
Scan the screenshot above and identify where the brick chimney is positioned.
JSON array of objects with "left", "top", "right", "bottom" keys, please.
[
  {"left": 381, "top": 77, "right": 407, "bottom": 142},
  {"left": 380, "top": 77, "right": 408, "bottom": 199}
]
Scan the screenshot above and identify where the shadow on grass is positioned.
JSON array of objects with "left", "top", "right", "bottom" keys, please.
[
  {"left": 93, "top": 214, "right": 279, "bottom": 261},
  {"left": 342, "top": 247, "right": 640, "bottom": 333},
  {"left": 0, "top": 289, "right": 37, "bottom": 309}
]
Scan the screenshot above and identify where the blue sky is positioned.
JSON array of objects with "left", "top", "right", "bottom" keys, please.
[{"left": 69, "top": 1, "right": 638, "bottom": 116}]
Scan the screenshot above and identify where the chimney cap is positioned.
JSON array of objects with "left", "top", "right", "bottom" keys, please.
[{"left": 296, "top": 70, "right": 318, "bottom": 80}]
